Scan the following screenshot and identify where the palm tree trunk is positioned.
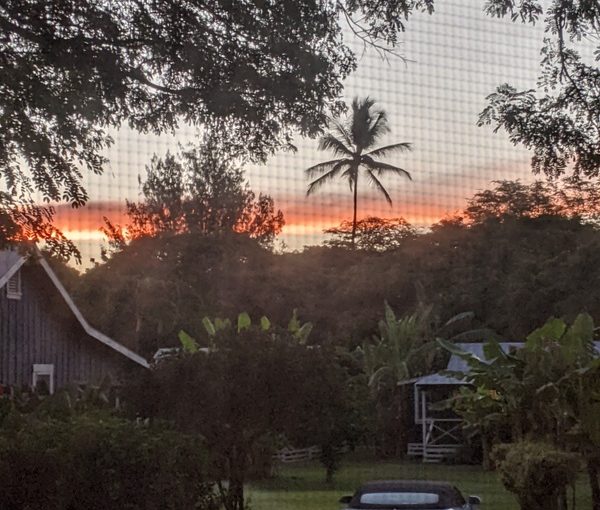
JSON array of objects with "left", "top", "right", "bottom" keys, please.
[{"left": 351, "top": 173, "right": 358, "bottom": 249}]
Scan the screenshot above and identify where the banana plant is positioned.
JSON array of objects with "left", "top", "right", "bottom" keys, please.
[
  {"left": 361, "top": 302, "right": 487, "bottom": 392},
  {"left": 288, "top": 309, "right": 313, "bottom": 344},
  {"left": 178, "top": 311, "right": 312, "bottom": 353}
]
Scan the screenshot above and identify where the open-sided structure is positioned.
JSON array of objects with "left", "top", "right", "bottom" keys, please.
[{"left": 407, "top": 341, "right": 600, "bottom": 463}]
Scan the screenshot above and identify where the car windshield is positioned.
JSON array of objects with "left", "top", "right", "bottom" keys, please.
[
  {"left": 360, "top": 492, "right": 440, "bottom": 505},
  {"left": 350, "top": 483, "right": 466, "bottom": 509}
]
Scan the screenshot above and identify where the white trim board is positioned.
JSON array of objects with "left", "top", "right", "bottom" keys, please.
[
  {"left": 0, "top": 255, "right": 26, "bottom": 290},
  {"left": 0, "top": 250, "right": 149, "bottom": 369}
]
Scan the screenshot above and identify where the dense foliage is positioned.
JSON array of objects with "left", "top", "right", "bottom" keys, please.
[
  {"left": 478, "top": 0, "right": 600, "bottom": 179},
  {"left": 324, "top": 216, "right": 417, "bottom": 251},
  {"left": 492, "top": 441, "right": 579, "bottom": 510},
  {"left": 74, "top": 179, "right": 600, "bottom": 354},
  {"left": 103, "top": 134, "right": 284, "bottom": 253},
  {"left": 127, "top": 317, "right": 360, "bottom": 509},
  {"left": 442, "top": 314, "right": 600, "bottom": 509},
  {"left": 0, "top": 0, "right": 433, "bottom": 254},
  {"left": 0, "top": 409, "right": 216, "bottom": 510}
]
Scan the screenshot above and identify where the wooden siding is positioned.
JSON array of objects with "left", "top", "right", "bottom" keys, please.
[{"left": 0, "top": 264, "right": 135, "bottom": 390}]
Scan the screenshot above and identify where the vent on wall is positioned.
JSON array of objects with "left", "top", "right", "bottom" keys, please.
[
  {"left": 6, "top": 270, "right": 22, "bottom": 300},
  {"left": 32, "top": 364, "right": 54, "bottom": 394}
]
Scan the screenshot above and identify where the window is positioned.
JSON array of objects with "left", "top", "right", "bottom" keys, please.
[
  {"left": 360, "top": 492, "right": 440, "bottom": 506},
  {"left": 32, "top": 364, "right": 54, "bottom": 394},
  {"left": 6, "top": 270, "right": 21, "bottom": 300}
]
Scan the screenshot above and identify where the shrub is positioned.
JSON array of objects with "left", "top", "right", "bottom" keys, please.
[
  {"left": 0, "top": 412, "right": 218, "bottom": 510},
  {"left": 492, "top": 441, "right": 579, "bottom": 510}
]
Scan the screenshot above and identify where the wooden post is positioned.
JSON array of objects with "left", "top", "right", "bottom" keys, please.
[{"left": 421, "top": 389, "right": 427, "bottom": 461}]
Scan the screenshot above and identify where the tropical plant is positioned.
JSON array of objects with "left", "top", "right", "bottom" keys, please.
[
  {"left": 439, "top": 314, "right": 600, "bottom": 509},
  {"left": 363, "top": 303, "right": 437, "bottom": 390},
  {"left": 306, "top": 97, "right": 412, "bottom": 248},
  {"left": 359, "top": 302, "right": 484, "bottom": 456}
]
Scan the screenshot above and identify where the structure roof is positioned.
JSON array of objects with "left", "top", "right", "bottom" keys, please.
[
  {"left": 415, "top": 341, "right": 600, "bottom": 386},
  {"left": 0, "top": 249, "right": 149, "bottom": 368}
]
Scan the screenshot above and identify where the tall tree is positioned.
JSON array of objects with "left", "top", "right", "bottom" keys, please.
[
  {"left": 0, "top": 0, "right": 433, "bottom": 255},
  {"left": 102, "top": 134, "right": 284, "bottom": 252},
  {"left": 478, "top": 0, "right": 600, "bottom": 179},
  {"left": 440, "top": 178, "right": 600, "bottom": 226},
  {"left": 306, "top": 97, "right": 412, "bottom": 248}
]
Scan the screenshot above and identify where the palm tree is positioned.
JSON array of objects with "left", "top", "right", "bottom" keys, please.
[{"left": 306, "top": 97, "right": 412, "bottom": 248}]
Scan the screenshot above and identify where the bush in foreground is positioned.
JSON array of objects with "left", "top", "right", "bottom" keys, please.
[{"left": 0, "top": 411, "right": 218, "bottom": 510}]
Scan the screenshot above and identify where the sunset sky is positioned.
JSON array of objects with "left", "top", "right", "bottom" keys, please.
[{"left": 53, "top": 0, "right": 547, "bottom": 265}]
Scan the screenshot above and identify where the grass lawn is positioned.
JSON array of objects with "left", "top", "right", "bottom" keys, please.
[{"left": 247, "top": 455, "right": 592, "bottom": 510}]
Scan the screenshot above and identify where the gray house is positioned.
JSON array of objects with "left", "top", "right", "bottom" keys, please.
[{"left": 0, "top": 249, "right": 148, "bottom": 394}]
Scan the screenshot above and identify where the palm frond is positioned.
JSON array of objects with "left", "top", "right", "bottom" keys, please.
[
  {"left": 367, "top": 170, "right": 393, "bottom": 206},
  {"left": 368, "top": 365, "right": 394, "bottom": 389},
  {"left": 361, "top": 155, "right": 412, "bottom": 180},
  {"left": 305, "top": 158, "right": 349, "bottom": 178},
  {"left": 318, "top": 133, "right": 353, "bottom": 157},
  {"left": 330, "top": 119, "right": 355, "bottom": 149},
  {"left": 365, "top": 142, "right": 412, "bottom": 159},
  {"left": 306, "top": 160, "right": 347, "bottom": 195},
  {"left": 351, "top": 97, "right": 382, "bottom": 150},
  {"left": 368, "top": 111, "right": 390, "bottom": 144}
]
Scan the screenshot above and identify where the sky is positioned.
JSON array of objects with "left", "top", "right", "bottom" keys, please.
[{"left": 54, "top": 0, "right": 548, "bottom": 264}]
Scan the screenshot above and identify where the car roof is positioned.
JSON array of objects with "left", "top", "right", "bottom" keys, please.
[
  {"left": 357, "top": 480, "right": 457, "bottom": 492},
  {"left": 349, "top": 480, "right": 465, "bottom": 509}
]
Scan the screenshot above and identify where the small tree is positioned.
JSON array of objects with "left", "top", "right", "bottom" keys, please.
[
  {"left": 103, "top": 134, "right": 284, "bottom": 252},
  {"left": 324, "top": 216, "right": 417, "bottom": 251},
  {"left": 493, "top": 441, "right": 579, "bottom": 510},
  {"left": 130, "top": 314, "right": 357, "bottom": 509}
]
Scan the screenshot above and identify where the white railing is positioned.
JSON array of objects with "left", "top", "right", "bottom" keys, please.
[{"left": 273, "top": 446, "right": 321, "bottom": 463}]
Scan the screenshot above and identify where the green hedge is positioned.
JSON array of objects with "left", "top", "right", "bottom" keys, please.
[{"left": 0, "top": 411, "right": 218, "bottom": 510}]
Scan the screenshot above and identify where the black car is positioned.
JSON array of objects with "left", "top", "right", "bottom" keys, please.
[{"left": 339, "top": 480, "right": 481, "bottom": 510}]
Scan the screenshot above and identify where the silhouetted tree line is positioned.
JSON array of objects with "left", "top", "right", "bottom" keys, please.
[{"left": 68, "top": 178, "right": 600, "bottom": 357}]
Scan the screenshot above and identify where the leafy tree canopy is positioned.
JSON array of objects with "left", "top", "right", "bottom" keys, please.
[
  {"left": 440, "top": 178, "right": 600, "bottom": 226},
  {"left": 102, "top": 134, "right": 284, "bottom": 254},
  {"left": 79, "top": 177, "right": 600, "bottom": 353},
  {"left": 324, "top": 216, "right": 417, "bottom": 251},
  {"left": 478, "top": 0, "right": 600, "bottom": 179},
  {"left": 129, "top": 320, "right": 359, "bottom": 508},
  {"left": 0, "top": 0, "right": 432, "bottom": 256}
]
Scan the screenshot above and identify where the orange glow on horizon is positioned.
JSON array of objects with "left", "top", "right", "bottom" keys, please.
[{"left": 51, "top": 200, "right": 455, "bottom": 247}]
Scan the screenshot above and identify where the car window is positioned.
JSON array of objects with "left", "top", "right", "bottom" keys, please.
[{"left": 360, "top": 492, "right": 440, "bottom": 505}]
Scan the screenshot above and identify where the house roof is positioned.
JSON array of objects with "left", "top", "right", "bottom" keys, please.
[
  {"left": 415, "top": 341, "right": 600, "bottom": 386},
  {"left": 0, "top": 249, "right": 149, "bottom": 369}
]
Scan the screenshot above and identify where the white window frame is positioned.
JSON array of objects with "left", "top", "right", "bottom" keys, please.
[
  {"left": 32, "top": 364, "right": 55, "bottom": 394},
  {"left": 6, "top": 270, "right": 22, "bottom": 300}
]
